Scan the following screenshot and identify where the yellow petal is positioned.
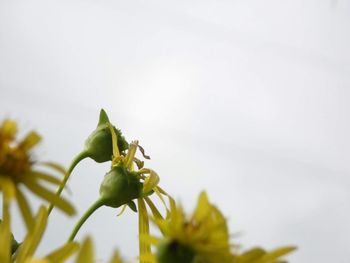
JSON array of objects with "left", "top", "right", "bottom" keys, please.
[
  {"left": 258, "top": 246, "right": 296, "bottom": 262},
  {"left": 143, "top": 170, "right": 159, "bottom": 194},
  {"left": 236, "top": 248, "right": 266, "bottom": 262},
  {"left": 143, "top": 197, "right": 166, "bottom": 236},
  {"left": 17, "top": 206, "right": 48, "bottom": 263},
  {"left": 139, "top": 234, "right": 161, "bottom": 246},
  {"left": 1, "top": 119, "right": 17, "bottom": 139},
  {"left": 193, "top": 191, "right": 211, "bottom": 222},
  {"left": 40, "top": 162, "right": 67, "bottom": 176},
  {"left": 138, "top": 253, "right": 156, "bottom": 263},
  {"left": 125, "top": 141, "right": 138, "bottom": 169},
  {"left": 108, "top": 123, "right": 120, "bottom": 159},
  {"left": 108, "top": 251, "right": 123, "bottom": 263},
  {"left": 138, "top": 198, "right": 151, "bottom": 262},
  {"left": 19, "top": 131, "right": 41, "bottom": 151},
  {"left": 144, "top": 197, "right": 164, "bottom": 222},
  {"left": 0, "top": 203, "right": 11, "bottom": 263},
  {"left": 16, "top": 188, "right": 34, "bottom": 230},
  {"left": 23, "top": 259, "right": 50, "bottom": 263},
  {"left": 76, "top": 237, "right": 94, "bottom": 263},
  {"left": 154, "top": 187, "right": 168, "bottom": 211},
  {"left": 152, "top": 218, "right": 168, "bottom": 235},
  {"left": 0, "top": 176, "right": 16, "bottom": 203},
  {"left": 155, "top": 186, "right": 176, "bottom": 219},
  {"left": 22, "top": 178, "right": 75, "bottom": 216},
  {"left": 31, "top": 171, "right": 62, "bottom": 186},
  {"left": 45, "top": 242, "right": 79, "bottom": 262}
]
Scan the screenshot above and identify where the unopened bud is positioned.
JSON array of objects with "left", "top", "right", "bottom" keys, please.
[
  {"left": 99, "top": 165, "right": 143, "bottom": 208},
  {"left": 84, "top": 109, "right": 128, "bottom": 163}
]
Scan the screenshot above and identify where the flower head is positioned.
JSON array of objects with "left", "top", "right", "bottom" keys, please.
[
  {"left": 0, "top": 205, "right": 79, "bottom": 263},
  {"left": 0, "top": 204, "right": 123, "bottom": 263},
  {"left": 144, "top": 191, "right": 234, "bottom": 263},
  {"left": 0, "top": 119, "right": 75, "bottom": 230},
  {"left": 144, "top": 191, "right": 296, "bottom": 263}
]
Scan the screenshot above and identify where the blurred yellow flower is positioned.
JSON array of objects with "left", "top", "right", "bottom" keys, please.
[
  {"left": 142, "top": 191, "right": 234, "bottom": 263},
  {"left": 0, "top": 204, "right": 123, "bottom": 263},
  {"left": 75, "top": 237, "right": 123, "bottom": 263},
  {"left": 0, "top": 119, "right": 75, "bottom": 230},
  {"left": 0, "top": 112, "right": 297, "bottom": 263},
  {"left": 0, "top": 205, "right": 79, "bottom": 263},
  {"left": 143, "top": 192, "right": 296, "bottom": 263}
]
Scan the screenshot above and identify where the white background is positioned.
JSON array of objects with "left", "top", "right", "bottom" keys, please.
[{"left": 1, "top": 0, "right": 350, "bottom": 262}]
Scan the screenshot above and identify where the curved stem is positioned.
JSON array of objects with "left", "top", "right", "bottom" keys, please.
[
  {"left": 67, "top": 198, "right": 105, "bottom": 242},
  {"left": 48, "top": 151, "right": 89, "bottom": 215}
]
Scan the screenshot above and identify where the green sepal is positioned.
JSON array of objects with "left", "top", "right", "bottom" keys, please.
[
  {"left": 11, "top": 236, "right": 20, "bottom": 254},
  {"left": 127, "top": 201, "right": 138, "bottom": 212},
  {"left": 99, "top": 165, "right": 143, "bottom": 208}
]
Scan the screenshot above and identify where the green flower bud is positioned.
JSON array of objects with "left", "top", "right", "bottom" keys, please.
[
  {"left": 99, "top": 165, "right": 143, "bottom": 208},
  {"left": 156, "top": 239, "right": 195, "bottom": 263},
  {"left": 67, "top": 165, "right": 144, "bottom": 242},
  {"left": 83, "top": 109, "right": 128, "bottom": 163},
  {"left": 50, "top": 109, "right": 130, "bottom": 215}
]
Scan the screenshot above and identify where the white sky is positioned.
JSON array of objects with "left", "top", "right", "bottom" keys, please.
[{"left": 1, "top": 0, "right": 350, "bottom": 262}]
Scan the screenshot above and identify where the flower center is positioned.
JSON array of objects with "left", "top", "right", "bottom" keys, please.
[{"left": 0, "top": 143, "right": 32, "bottom": 177}]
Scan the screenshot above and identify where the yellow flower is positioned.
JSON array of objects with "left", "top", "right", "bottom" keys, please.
[
  {"left": 0, "top": 119, "right": 75, "bottom": 230},
  {"left": 143, "top": 191, "right": 234, "bottom": 263},
  {"left": 143, "top": 191, "right": 296, "bottom": 263},
  {"left": 0, "top": 205, "right": 79, "bottom": 263},
  {"left": 0, "top": 203, "right": 124, "bottom": 263}
]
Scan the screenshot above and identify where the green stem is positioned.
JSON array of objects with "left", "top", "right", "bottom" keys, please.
[
  {"left": 67, "top": 198, "right": 105, "bottom": 242},
  {"left": 48, "top": 151, "right": 89, "bottom": 215}
]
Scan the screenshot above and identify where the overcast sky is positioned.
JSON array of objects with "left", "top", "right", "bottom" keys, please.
[{"left": 1, "top": 0, "right": 350, "bottom": 262}]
